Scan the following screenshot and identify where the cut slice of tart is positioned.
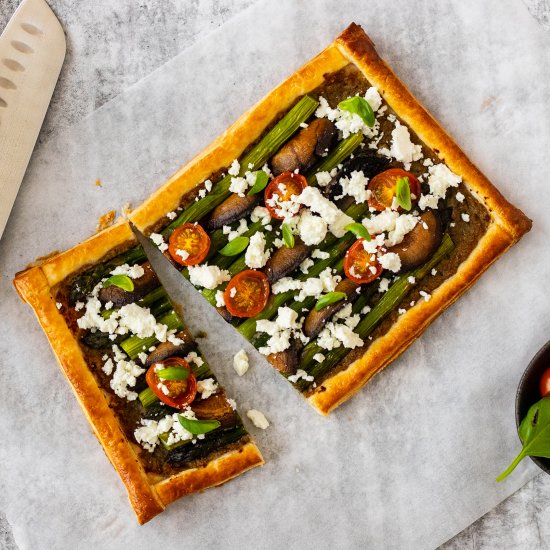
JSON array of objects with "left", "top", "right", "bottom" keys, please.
[
  {"left": 129, "top": 23, "right": 531, "bottom": 415},
  {"left": 13, "top": 220, "right": 263, "bottom": 524}
]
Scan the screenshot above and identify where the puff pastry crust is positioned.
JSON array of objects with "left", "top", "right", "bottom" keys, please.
[{"left": 13, "top": 220, "right": 264, "bottom": 524}]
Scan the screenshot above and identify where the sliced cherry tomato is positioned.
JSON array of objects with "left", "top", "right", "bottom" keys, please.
[
  {"left": 145, "top": 356, "right": 197, "bottom": 409},
  {"left": 540, "top": 367, "right": 550, "bottom": 397},
  {"left": 264, "top": 172, "right": 308, "bottom": 220},
  {"left": 367, "top": 168, "right": 421, "bottom": 211},
  {"left": 224, "top": 270, "right": 270, "bottom": 318},
  {"left": 344, "top": 238, "right": 383, "bottom": 284},
  {"left": 168, "top": 223, "right": 210, "bottom": 266}
]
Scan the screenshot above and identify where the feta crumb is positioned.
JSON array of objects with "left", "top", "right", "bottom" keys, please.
[
  {"left": 233, "top": 349, "right": 249, "bottom": 376},
  {"left": 166, "top": 211, "right": 177, "bottom": 220},
  {"left": 398, "top": 308, "right": 406, "bottom": 315},
  {"left": 287, "top": 369, "right": 314, "bottom": 383},
  {"left": 188, "top": 264, "right": 231, "bottom": 289},
  {"left": 226, "top": 398, "right": 237, "bottom": 410},
  {"left": 316, "top": 171, "right": 332, "bottom": 187},
  {"left": 110, "top": 263, "right": 145, "bottom": 279},
  {"left": 215, "top": 290, "right": 225, "bottom": 308},
  {"left": 175, "top": 249, "right": 189, "bottom": 261},
  {"left": 150, "top": 233, "right": 168, "bottom": 252},
  {"left": 431, "top": 269, "right": 437, "bottom": 276},
  {"left": 378, "top": 278, "right": 390, "bottom": 293},
  {"left": 197, "top": 378, "right": 218, "bottom": 399},
  {"left": 408, "top": 276, "right": 416, "bottom": 284},
  {"left": 389, "top": 120, "right": 423, "bottom": 166},
  {"left": 245, "top": 232, "right": 270, "bottom": 268},
  {"left": 378, "top": 252, "right": 401, "bottom": 273},
  {"left": 461, "top": 213, "right": 470, "bottom": 223},
  {"left": 311, "top": 249, "right": 330, "bottom": 260},
  {"left": 228, "top": 159, "right": 240, "bottom": 176},
  {"left": 56, "top": 302, "right": 62, "bottom": 310},
  {"left": 247, "top": 409, "right": 270, "bottom": 429},
  {"left": 419, "top": 291, "right": 431, "bottom": 302},
  {"left": 456, "top": 192, "right": 465, "bottom": 203},
  {"left": 298, "top": 210, "right": 328, "bottom": 245},
  {"left": 204, "top": 179, "right": 213, "bottom": 192},
  {"left": 313, "top": 353, "right": 325, "bottom": 363}
]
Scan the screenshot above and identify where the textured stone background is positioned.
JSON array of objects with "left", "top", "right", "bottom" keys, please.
[{"left": 0, "top": 1, "right": 549, "bottom": 548}]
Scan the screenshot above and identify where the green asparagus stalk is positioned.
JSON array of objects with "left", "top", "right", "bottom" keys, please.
[
  {"left": 296, "top": 234, "right": 455, "bottom": 389},
  {"left": 120, "top": 310, "right": 183, "bottom": 360},
  {"left": 161, "top": 95, "right": 319, "bottom": 237}
]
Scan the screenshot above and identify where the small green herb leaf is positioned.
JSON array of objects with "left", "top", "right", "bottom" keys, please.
[
  {"left": 345, "top": 222, "right": 371, "bottom": 242},
  {"left": 247, "top": 170, "right": 269, "bottom": 196},
  {"left": 314, "top": 291, "right": 347, "bottom": 311},
  {"left": 157, "top": 367, "right": 190, "bottom": 381},
  {"left": 395, "top": 177, "right": 412, "bottom": 211},
  {"left": 102, "top": 274, "right": 134, "bottom": 292},
  {"left": 338, "top": 96, "right": 375, "bottom": 127},
  {"left": 497, "top": 397, "right": 550, "bottom": 481},
  {"left": 178, "top": 415, "right": 221, "bottom": 435},
  {"left": 219, "top": 236, "right": 250, "bottom": 256},
  {"left": 282, "top": 223, "right": 295, "bottom": 248}
]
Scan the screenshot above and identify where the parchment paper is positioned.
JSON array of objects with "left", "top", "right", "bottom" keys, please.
[{"left": 1, "top": 0, "right": 549, "bottom": 548}]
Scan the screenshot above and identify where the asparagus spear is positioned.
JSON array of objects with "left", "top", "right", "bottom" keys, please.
[
  {"left": 296, "top": 233, "right": 455, "bottom": 390},
  {"left": 161, "top": 95, "right": 319, "bottom": 237}
]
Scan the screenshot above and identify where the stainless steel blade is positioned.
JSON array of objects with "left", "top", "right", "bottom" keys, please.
[{"left": 0, "top": 0, "right": 65, "bottom": 240}]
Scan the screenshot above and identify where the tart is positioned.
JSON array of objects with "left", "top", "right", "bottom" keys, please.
[
  {"left": 13, "top": 221, "right": 263, "bottom": 524},
  {"left": 129, "top": 23, "right": 531, "bottom": 415}
]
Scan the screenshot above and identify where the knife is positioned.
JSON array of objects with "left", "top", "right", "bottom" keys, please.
[{"left": 0, "top": 0, "right": 65, "bottom": 240}]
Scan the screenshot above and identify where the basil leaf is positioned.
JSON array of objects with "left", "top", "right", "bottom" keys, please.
[
  {"left": 102, "top": 274, "right": 134, "bottom": 292},
  {"left": 219, "top": 236, "right": 250, "bottom": 256},
  {"left": 247, "top": 170, "right": 269, "bottom": 196},
  {"left": 338, "top": 96, "right": 375, "bottom": 127},
  {"left": 314, "top": 291, "right": 347, "bottom": 311},
  {"left": 157, "top": 367, "right": 190, "bottom": 381},
  {"left": 497, "top": 397, "right": 550, "bottom": 481},
  {"left": 395, "top": 176, "right": 412, "bottom": 211},
  {"left": 282, "top": 223, "right": 295, "bottom": 248},
  {"left": 345, "top": 222, "right": 371, "bottom": 242},
  {"left": 178, "top": 415, "right": 221, "bottom": 435}
]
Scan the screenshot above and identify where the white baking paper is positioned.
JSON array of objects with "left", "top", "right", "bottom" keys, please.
[{"left": 1, "top": 0, "right": 549, "bottom": 548}]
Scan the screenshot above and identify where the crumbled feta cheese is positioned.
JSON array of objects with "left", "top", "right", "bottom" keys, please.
[
  {"left": 150, "top": 233, "right": 168, "bottom": 252},
  {"left": 297, "top": 210, "right": 328, "bottom": 246},
  {"left": 197, "top": 378, "right": 218, "bottom": 399},
  {"left": 423, "top": 158, "right": 433, "bottom": 167},
  {"left": 337, "top": 170, "right": 371, "bottom": 203},
  {"left": 461, "top": 213, "right": 470, "bottom": 223},
  {"left": 227, "top": 218, "right": 248, "bottom": 241},
  {"left": 277, "top": 307, "right": 298, "bottom": 329},
  {"left": 398, "top": 308, "right": 406, "bottom": 315},
  {"left": 107, "top": 345, "right": 145, "bottom": 400},
  {"left": 456, "top": 192, "right": 465, "bottom": 203},
  {"left": 204, "top": 179, "right": 213, "bottom": 192},
  {"left": 315, "top": 171, "right": 332, "bottom": 187},
  {"left": 56, "top": 302, "right": 62, "bottom": 310},
  {"left": 215, "top": 290, "right": 225, "bottom": 308},
  {"left": 389, "top": 120, "right": 423, "bottom": 167},
  {"left": 245, "top": 232, "right": 270, "bottom": 268},
  {"left": 188, "top": 264, "right": 231, "bottom": 289},
  {"left": 175, "top": 249, "right": 189, "bottom": 261},
  {"left": 287, "top": 369, "right": 314, "bottom": 383},
  {"left": 311, "top": 249, "right": 329, "bottom": 260},
  {"left": 378, "top": 278, "right": 390, "bottom": 293},
  {"left": 166, "top": 211, "right": 177, "bottom": 220},
  {"left": 316, "top": 96, "right": 380, "bottom": 139},
  {"left": 75, "top": 301, "right": 85, "bottom": 311},
  {"left": 419, "top": 291, "right": 431, "bottom": 302},
  {"left": 247, "top": 409, "right": 270, "bottom": 429},
  {"left": 250, "top": 206, "right": 271, "bottom": 225},
  {"left": 365, "top": 86, "right": 383, "bottom": 112},
  {"left": 105, "top": 301, "right": 113, "bottom": 310},
  {"left": 110, "top": 263, "right": 147, "bottom": 279},
  {"left": 300, "top": 257, "right": 314, "bottom": 274},
  {"left": 137, "top": 352, "right": 148, "bottom": 365},
  {"left": 427, "top": 163, "right": 461, "bottom": 200},
  {"left": 185, "top": 351, "right": 204, "bottom": 368},
  {"left": 378, "top": 252, "right": 401, "bottom": 273},
  {"left": 228, "top": 159, "right": 240, "bottom": 176},
  {"left": 226, "top": 398, "right": 237, "bottom": 410},
  {"left": 313, "top": 353, "right": 325, "bottom": 363},
  {"left": 408, "top": 276, "right": 416, "bottom": 284},
  {"left": 418, "top": 194, "right": 440, "bottom": 211},
  {"left": 233, "top": 349, "right": 249, "bottom": 376},
  {"left": 431, "top": 269, "right": 437, "bottom": 276},
  {"left": 229, "top": 176, "right": 248, "bottom": 197}
]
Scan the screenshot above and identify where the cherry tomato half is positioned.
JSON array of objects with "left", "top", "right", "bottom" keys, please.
[
  {"left": 264, "top": 172, "right": 308, "bottom": 220},
  {"left": 224, "top": 270, "right": 270, "bottom": 318},
  {"left": 168, "top": 223, "right": 211, "bottom": 266},
  {"left": 145, "top": 356, "right": 197, "bottom": 409},
  {"left": 344, "top": 238, "right": 383, "bottom": 284},
  {"left": 367, "top": 168, "right": 421, "bottom": 211},
  {"left": 540, "top": 366, "right": 550, "bottom": 397}
]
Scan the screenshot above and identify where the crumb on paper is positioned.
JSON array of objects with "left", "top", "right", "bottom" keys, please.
[
  {"left": 121, "top": 202, "right": 132, "bottom": 218},
  {"left": 95, "top": 179, "right": 102, "bottom": 187},
  {"left": 96, "top": 210, "right": 116, "bottom": 232}
]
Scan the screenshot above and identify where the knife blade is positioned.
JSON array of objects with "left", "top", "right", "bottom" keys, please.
[{"left": 0, "top": 0, "right": 65, "bottom": 240}]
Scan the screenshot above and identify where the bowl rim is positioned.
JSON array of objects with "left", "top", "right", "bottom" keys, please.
[{"left": 515, "top": 339, "right": 550, "bottom": 475}]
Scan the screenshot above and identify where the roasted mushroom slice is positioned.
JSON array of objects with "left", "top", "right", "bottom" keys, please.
[
  {"left": 144, "top": 328, "right": 197, "bottom": 366},
  {"left": 268, "top": 343, "right": 299, "bottom": 376},
  {"left": 207, "top": 193, "right": 259, "bottom": 230},
  {"left": 264, "top": 239, "right": 310, "bottom": 283},
  {"left": 388, "top": 210, "right": 443, "bottom": 271},
  {"left": 271, "top": 118, "right": 337, "bottom": 175},
  {"left": 192, "top": 392, "right": 238, "bottom": 429},
  {"left": 98, "top": 261, "right": 159, "bottom": 307},
  {"left": 303, "top": 279, "right": 360, "bottom": 339}
]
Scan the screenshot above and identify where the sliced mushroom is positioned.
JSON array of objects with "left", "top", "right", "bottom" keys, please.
[
  {"left": 303, "top": 279, "right": 360, "bottom": 339},
  {"left": 191, "top": 392, "right": 238, "bottom": 429},
  {"left": 217, "top": 306, "right": 232, "bottom": 323},
  {"left": 207, "top": 193, "right": 259, "bottom": 230},
  {"left": 387, "top": 210, "right": 443, "bottom": 271},
  {"left": 144, "top": 328, "right": 197, "bottom": 366},
  {"left": 264, "top": 239, "right": 310, "bottom": 283},
  {"left": 98, "top": 261, "right": 159, "bottom": 307},
  {"left": 271, "top": 119, "right": 337, "bottom": 175},
  {"left": 268, "top": 344, "right": 298, "bottom": 376}
]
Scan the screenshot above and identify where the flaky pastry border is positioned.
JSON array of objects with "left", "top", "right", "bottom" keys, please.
[
  {"left": 129, "top": 23, "right": 531, "bottom": 415},
  {"left": 13, "top": 221, "right": 263, "bottom": 524}
]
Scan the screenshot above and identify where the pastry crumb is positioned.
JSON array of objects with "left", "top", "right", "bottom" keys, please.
[
  {"left": 95, "top": 179, "right": 102, "bottom": 187},
  {"left": 96, "top": 210, "right": 116, "bottom": 232},
  {"left": 121, "top": 202, "right": 132, "bottom": 218}
]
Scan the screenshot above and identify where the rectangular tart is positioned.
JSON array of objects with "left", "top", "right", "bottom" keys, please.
[
  {"left": 128, "top": 23, "right": 531, "bottom": 415},
  {"left": 13, "top": 220, "right": 263, "bottom": 524}
]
